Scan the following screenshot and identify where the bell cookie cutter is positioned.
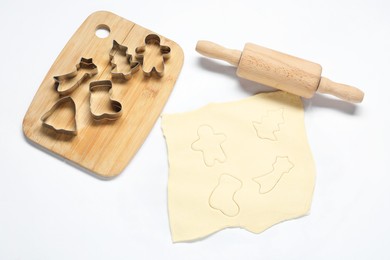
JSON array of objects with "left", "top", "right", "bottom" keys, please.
[
  {"left": 89, "top": 80, "right": 122, "bottom": 121},
  {"left": 135, "top": 34, "right": 171, "bottom": 77},
  {"left": 41, "top": 96, "right": 77, "bottom": 136},
  {"left": 54, "top": 57, "right": 98, "bottom": 96},
  {"left": 109, "top": 40, "right": 140, "bottom": 81}
]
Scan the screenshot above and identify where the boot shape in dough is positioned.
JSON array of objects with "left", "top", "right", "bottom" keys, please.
[{"left": 209, "top": 174, "right": 242, "bottom": 217}]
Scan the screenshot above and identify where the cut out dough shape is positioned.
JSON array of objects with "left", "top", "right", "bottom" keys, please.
[
  {"left": 209, "top": 174, "right": 242, "bottom": 217},
  {"left": 253, "top": 156, "right": 294, "bottom": 194},
  {"left": 253, "top": 109, "right": 284, "bottom": 141},
  {"left": 191, "top": 125, "right": 227, "bottom": 167},
  {"left": 162, "top": 91, "right": 316, "bottom": 242}
]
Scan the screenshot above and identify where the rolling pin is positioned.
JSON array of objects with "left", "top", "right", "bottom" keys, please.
[{"left": 196, "top": 41, "right": 364, "bottom": 103}]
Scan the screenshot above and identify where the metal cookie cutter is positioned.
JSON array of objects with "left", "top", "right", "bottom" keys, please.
[
  {"left": 54, "top": 58, "right": 98, "bottom": 96},
  {"left": 41, "top": 96, "right": 77, "bottom": 136},
  {"left": 109, "top": 40, "right": 140, "bottom": 81},
  {"left": 89, "top": 80, "right": 122, "bottom": 121},
  {"left": 135, "top": 34, "right": 171, "bottom": 77}
]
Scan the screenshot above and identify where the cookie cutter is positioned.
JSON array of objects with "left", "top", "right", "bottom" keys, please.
[
  {"left": 54, "top": 57, "right": 98, "bottom": 96},
  {"left": 135, "top": 34, "right": 171, "bottom": 77},
  {"left": 109, "top": 40, "right": 140, "bottom": 81},
  {"left": 41, "top": 96, "right": 77, "bottom": 136},
  {"left": 89, "top": 80, "right": 122, "bottom": 121}
]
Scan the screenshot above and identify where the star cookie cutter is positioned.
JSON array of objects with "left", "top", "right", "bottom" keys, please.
[
  {"left": 89, "top": 80, "right": 122, "bottom": 121},
  {"left": 135, "top": 34, "right": 171, "bottom": 77},
  {"left": 41, "top": 96, "right": 77, "bottom": 136},
  {"left": 54, "top": 58, "right": 98, "bottom": 96},
  {"left": 109, "top": 40, "right": 140, "bottom": 81}
]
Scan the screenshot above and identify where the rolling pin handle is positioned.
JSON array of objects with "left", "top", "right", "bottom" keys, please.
[
  {"left": 196, "top": 40, "right": 242, "bottom": 67},
  {"left": 317, "top": 77, "right": 364, "bottom": 103}
]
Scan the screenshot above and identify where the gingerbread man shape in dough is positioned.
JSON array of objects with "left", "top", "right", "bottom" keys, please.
[{"left": 191, "top": 125, "right": 227, "bottom": 167}]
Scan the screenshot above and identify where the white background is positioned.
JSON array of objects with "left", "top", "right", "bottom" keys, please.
[{"left": 1, "top": 0, "right": 389, "bottom": 259}]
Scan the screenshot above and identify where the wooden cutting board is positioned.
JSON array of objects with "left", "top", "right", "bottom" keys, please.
[{"left": 23, "top": 11, "right": 184, "bottom": 178}]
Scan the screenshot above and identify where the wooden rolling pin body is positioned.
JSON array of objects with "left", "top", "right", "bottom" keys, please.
[{"left": 196, "top": 41, "right": 364, "bottom": 103}]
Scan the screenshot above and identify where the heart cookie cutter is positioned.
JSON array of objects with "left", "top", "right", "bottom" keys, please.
[
  {"left": 109, "top": 40, "right": 140, "bottom": 81},
  {"left": 89, "top": 80, "right": 122, "bottom": 121},
  {"left": 54, "top": 57, "right": 98, "bottom": 96},
  {"left": 40, "top": 96, "right": 77, "bottom": 136},
  {"left": 135, "top": 34, "right": 171, "bottom": 77}
]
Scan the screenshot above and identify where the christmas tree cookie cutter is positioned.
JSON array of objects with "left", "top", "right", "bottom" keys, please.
[
  {"left": 23, "top": 11, "right": 184, "bottom": 178},
  {"left": 109, "top": 40, "right": 140, "bottom": 81},
  {"left": 89, "top": 80, "right": 122, "bottom": 121},
  {"left": 54, "top": 58, "right": 98, "bottom": 96},
  {"left": 135, "top": 34, "right": 171, "bottom": 77}
]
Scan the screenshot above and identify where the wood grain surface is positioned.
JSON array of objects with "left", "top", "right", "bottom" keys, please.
[
  {"left": 196, "top": 40, "right": 364, "bottom": 103},
  {"left": 23, "top": 11, "right": 184, "bottom": 178}
]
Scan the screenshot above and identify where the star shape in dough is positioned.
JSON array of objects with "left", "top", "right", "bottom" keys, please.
[
  {"left": 253, "top": 156, "right": 294, "bottom": 194},
  {"left": 191, "top": 125, "right": 227, "bottom": 167}
]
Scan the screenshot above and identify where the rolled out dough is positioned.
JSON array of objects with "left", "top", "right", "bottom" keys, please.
[{"left": 161, "top": 91, "right": 316, "bottom": 242}]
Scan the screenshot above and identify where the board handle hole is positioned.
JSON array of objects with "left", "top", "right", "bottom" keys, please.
[{"left": 95, "top": 24, "right": 110, "bottom": 38}]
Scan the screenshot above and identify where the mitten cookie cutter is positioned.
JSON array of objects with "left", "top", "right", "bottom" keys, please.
[
  {"left": 54, "top": 57, "right": 98, "bottom": 96},
  {"left": 89, "top": 80, "right": 122, "bottom": 121},
  {"left": 41, "top": 96, "right": 77, "bottom": 136},
  {"left": 109, "top": 40, "right": 140, "bottom": 81},
  {"left": 135, "top": 34, "right": 171, "bottom": 77}
]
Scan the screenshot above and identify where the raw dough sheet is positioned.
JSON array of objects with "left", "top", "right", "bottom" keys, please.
[{"left": 161, "top": 91, "right": 316, "bottom": 242}]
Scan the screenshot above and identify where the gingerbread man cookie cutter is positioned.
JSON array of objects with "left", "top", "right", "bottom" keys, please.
[
  {"left": 109, "top": 40, "right": 140, "bottom": 81},
  {"left": 135, "top": 34, "right": 171, "bottom": 77},
  {"left": 54, "top": 58, "right": 98, "bottom": 96}
]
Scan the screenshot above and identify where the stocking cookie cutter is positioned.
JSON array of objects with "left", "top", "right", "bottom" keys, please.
[
  {"left": 41, "top": 96, "right": 77, "bottom": 136},
  {"left": 89, "top": 80, "right": 122, "bottom": 121},
  {"left": 109, "top": 40, "right": 140, "bottom": 81},
  {"left": 135, "top": 34, "right": 171, "bottom": 77},
  {"left": 54, "top": 58, "right": 98, "bottom": 96}
]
